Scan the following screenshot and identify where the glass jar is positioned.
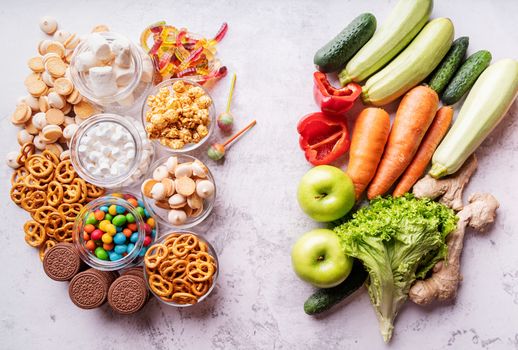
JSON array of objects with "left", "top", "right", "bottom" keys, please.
[
  {"left": 73, "top": 195, "right": 146, "bottom": 271},
  {"left": 143, "top": 231, "right": 219, "bottom": 307},
  {"left": 141, "top": 78, "right": 216, "bottom": 153},
  {"left": 70, "top": 113, "right": 152, "bottom": 189},
  {"left": 69, "top": 31, "right": 154, "bottom": 112},
  {"left": 141, "top": 154, "right": 216, "bottom": 229}
]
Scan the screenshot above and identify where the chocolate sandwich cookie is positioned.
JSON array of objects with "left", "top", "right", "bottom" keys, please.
[
  {"left": 43, "top": 243, "right": 83, "bottom": 281},
  {"left": 121, "top": 267, "right": 144, "bottom": 279},
  {"left": 69, "top": 268, "right": 113, "bottom": 309},
  {"left": 108, "top": 275, "right": 148, "bottom": 314}
]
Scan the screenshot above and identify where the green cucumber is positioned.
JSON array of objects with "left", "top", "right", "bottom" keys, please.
[
  {"left": 428, "top": 36, "right": 469, "bottom": 94},
  {"left": 339, "top": 0, "right": 433, "bottom": 85},
  {"left": 430, "top": 59, "right": 518, "bottom": 178},
  {"left": 441, "top": 50, "right": 492, "bottom": 105},
  {"left": 362, "top": 18, "right": 454, "bottom": 106},
  {"left": 304, "top": 260, "right": 367, "bottom": 315},
  {"left": 314, "top": 13, "right": 376, "bottom": 73}
]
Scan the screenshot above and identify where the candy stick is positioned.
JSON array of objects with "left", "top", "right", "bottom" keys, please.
[
  {"left": 217, "top": 73, "right": 237, "bottom": 132},
  {"left": 208, "top": 120, "right": 257, "bottom": 160}
]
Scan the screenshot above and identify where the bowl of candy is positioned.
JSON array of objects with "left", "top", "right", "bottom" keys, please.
[
  {"left": 141, "top": 78, "right": 216, "bottom": 152},
  {"left": 73, "top": 193, "right": 158, "bottom": 271},
  {"left": 143, "top": 231, "right": 219, "bottom": 307}
]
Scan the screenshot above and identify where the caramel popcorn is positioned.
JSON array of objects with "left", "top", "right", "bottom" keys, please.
[{"left": 145, "top": 81, "right": 212, "bottom": 149}]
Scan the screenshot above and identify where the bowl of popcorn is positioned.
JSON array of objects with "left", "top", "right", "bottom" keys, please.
[
  {"left": 141, "top": 78, "right": 216, "bottom": 152},
  {"left": 141, "top": 155, "right": 216, "bottom": 228}
]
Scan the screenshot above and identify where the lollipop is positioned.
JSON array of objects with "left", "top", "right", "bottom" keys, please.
[
  {"left": 217, "top": 73, "right": 237, "bottom": 132},
  {"left": 208, "top": 120, "right": 257, "bottom": 161}
]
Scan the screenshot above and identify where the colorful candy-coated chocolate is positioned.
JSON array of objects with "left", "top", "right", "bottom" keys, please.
[
  {"left": 126, "top": 213, "right": 135, "bottom": 223},
  {"left": 101, "top": 233, "right": 113, "bottom": 244},
  {"left": 112, "top": 214, "right": 127, "bottom": 227},
  {"left": 95, "top": 247, "right": 108, "bottom": 260},
  {"left": 127, "top": 243, "right": 135, "bottom": 253},
  {"left": 91, "top": 229, "right": 103, "bottom": 241},
  {"left": 208, "top": 143, "right": 225, "bottom": 160},
  {"left": 130, "top": 232, "right": 139, "bottom": 243},
  {"left": 143, "top": 236, "right": 152, "bottom": 246},
  {"left": 84, "top": 224, "right": 95, "bottom": 234},
  {"left": 217, "top": 112, "right": 234, "bottom": 132},
  {"left": 109, "top": 252, "right": 123, "bottom": 261},
  {"left": 85, "top": 240, "right": 96, "bottom": 251},
  {"left": 113, "top": 233, "right": 127, "bottom": 245},
  {"left": 108, "top": 205, "right": 117, "bottom": 216}
]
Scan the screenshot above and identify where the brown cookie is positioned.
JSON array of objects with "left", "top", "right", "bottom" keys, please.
[
  {"left": 108, "top": 275, "right": 148, "bottom": 315},
  {"left": 68, "top": 268, "right": 111, "bottom": 309},
  {"left": 121, "top": 267, "right": 144, "bottom": 279},
  {"left": 42, "top": 243, "right": 83, "bottom": 281}
]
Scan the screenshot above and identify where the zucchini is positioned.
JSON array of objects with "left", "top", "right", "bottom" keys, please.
[
  {"left": 428, "top": 36, "right": 469, "bottom": 94},
  {"left": 362, "top": 18, "right": 454, "bottom": 106},
  {"left": 339, "top": 0, "right": 432, "bottom": 85},
  {"left": 441, "top": 50, "right": 492, "bottom": 105},
  {"left": 430, "top": 59, "right": 518, "bottom": 178},
  {"left": 304, "top": 260, "right": 367, "bottom": 315},
  {"left": 314, "top": 13, "right": 377, "bottom": 73}
]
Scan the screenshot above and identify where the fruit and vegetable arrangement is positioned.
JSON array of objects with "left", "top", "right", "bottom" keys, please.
[{"left": 292, "top": 0, "right": 517, "bottom": 343}]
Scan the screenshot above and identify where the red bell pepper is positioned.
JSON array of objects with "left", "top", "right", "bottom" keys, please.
[
  {"left": 313, "top": 71, "right": 362, "bottom": 115},
  {"left": 297, "top": 112, "right": 350, "bottom": 165}
]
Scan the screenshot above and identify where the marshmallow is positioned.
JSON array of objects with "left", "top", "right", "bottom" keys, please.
[
  {"left": 87, "top": 33, "right": 112, "bottom": 61},
  {"left": 113, "top": 66, "right": 134, "bottom": 87},
  {"left": 150, "top": 183, "right": 166, "bottom": 200},
  {"left": 75, "top": 51, "right": 98, "bottom": 72},
  {"left": 6, "top": 151, "right": 20, "bottom": 169},
  {"left": 153, "top": 165, "right": 169, "bottom": 181},
  {"left": 168, "top": 209, "right": 187, "bottom": 226},
  {"left": 196, "top": 180, "right": 215, "bottom": 199},
  {"left": 88, "top": 66, "right": 118, "bottom": 97}
]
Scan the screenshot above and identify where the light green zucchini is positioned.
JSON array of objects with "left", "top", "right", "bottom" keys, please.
[
  {"left": 430, "top": 59, "right": 518, "bottom": 178},
  {"left": 339, "top": 0, "right": 432, "bottom": 85},
  {"left": 362, "top": 18, "right": 454, "bottom": 107}
]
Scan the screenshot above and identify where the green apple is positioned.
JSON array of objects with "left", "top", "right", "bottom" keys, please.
[
  {"left": 291, "top": 229, "right": 353, "bottom": 288},
  {"left": 297, "top": 165, "right": 355, "bottom": 222}
]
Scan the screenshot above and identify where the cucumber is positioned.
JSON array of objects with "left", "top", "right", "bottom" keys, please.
[
  {"left": 304, "top": 260, "right": 367, "bottom": 315},
  {"left": 428, "top": 37, "right": 469, "bottom": 94},
  {"left": 314, "top": 13, "right": 376, "bottom": 73},
  {"left": 339, "top": 0, "right": 433, "bottom": 85},
  {"left": 441, "top": 50, "right": 492, "bottom": 105},
  {"left": 430, "top": 59, "right": 518, "bottom": 178},
  {"left": 362, "top": 18, "right": 454, "bottom": 106}
]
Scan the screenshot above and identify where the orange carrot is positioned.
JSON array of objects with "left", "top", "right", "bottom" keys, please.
[
  {"left": 393, "top": 106, "right": 453, "bottom": 197},
  {"left": 346, "top": 108, "right": 390, "bottom": 200},
  {"left": 367, "top": 85, "right": 439, "bottom": 199}
]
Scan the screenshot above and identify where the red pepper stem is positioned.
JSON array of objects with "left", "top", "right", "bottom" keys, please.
[
  {"left": 223, "top": 120, "right": 257, "bottom": 148},
  {"left": 226, "top": 73, "right": 237, "bottom": 113}
]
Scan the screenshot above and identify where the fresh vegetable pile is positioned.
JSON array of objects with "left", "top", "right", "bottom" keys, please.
[{"left": 291, "top": 0, "right": 517, "bottom": 343}]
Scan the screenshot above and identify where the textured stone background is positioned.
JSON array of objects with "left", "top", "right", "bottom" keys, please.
[{"left": 1, "top": 1, "right": 517, "bottom": 349}]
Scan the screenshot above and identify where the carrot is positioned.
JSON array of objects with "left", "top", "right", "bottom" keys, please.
[
  {"left": 367, "top": 85, "right": 439, "bottom": 199},
  {"left": 393, "top": 106, "right": 453, "bottom": 197},
  {"left": 346, "top": 108, "right": 390, "bottom": 200}
]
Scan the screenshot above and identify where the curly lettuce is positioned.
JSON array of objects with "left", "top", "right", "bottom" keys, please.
[{"left": 333, "top": 194, "right": 457, "bottom": 342}]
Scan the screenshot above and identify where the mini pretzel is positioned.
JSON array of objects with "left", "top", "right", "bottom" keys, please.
[
  {"left": 187, "top": 261, "right": 214, "bottom": 282},
  {"left": 24, "top": 220, "right": 46, "bottom": 247},
  {"left": 171, "top": 278, "right": 192, "bottom": 293},
  {"left": 85, "top": 183, "right": 105, "bottom": 200},
  {"left": 32, "top": 206, "right": 58, "bottom": 224},
  {"left": 162, "top": 260, "right": 188, "bottom": 281},
  {"left": 191, "top": 281, "right": 210, "bottom": 297},
  {"left": 10, "top": 184, "right": 29, "bottom": 205},
  {"left": 44, "top": 211, "right": 67, "bottom": 239},
  {"left": 27, "top": 156, "right": 55, "bottom": 178},
  {"left": 23, "top": 175, "right": 47, "bottom": 190},
  {"left": 63, "top": 183, "right": 81, "bottom": 203},
  {"left": 47, "top": 181, "right": 64, "bottom": 206},
  {"left": 41, "top": 149, "right": 60, "bottom": 165},
  {"left": 11, "top": 167, "right": 29, "bottom": 185},
  {"left": 53, "top": 222, "right": 74, "bottom": 242},
  {"left": 39, "top": 239, "right": 57, "bottom": 261},
  {"left": 54, "top": 160, "right": 76, "bottom": 184},
  {"left": 144, "top": 244, "right": 168, "bottom": 269},
  {"left": 21, "top": 190, "right": 47, "bottom": 212},
  {"left": 17, "top": 143, "right": 36, "bottom": 165},
  {"left": 71, "top": 178, "right": 88, "bottom": 203},
  {"left": 175, "top": 233, "right": 199, "bottom": 250},
  {"left": 148, "top": 274, "right": 173, "bottom": 297},
  {"left": 58, "top": 203, "right": 83, "bottom": 222},
  {"left": 170, "top": 292, "right": 198, "bottom": 305}
]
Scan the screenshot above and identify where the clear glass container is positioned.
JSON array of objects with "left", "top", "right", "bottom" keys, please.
[
  {"left": 141, "top": 78, "right": 216, "bottom": 153},
  {"left": 70, "top": 113, "right": 147, "bottom": 189},
  {"left": 73, "top": 195, "right": 146, "bottom": 271},
  {"left": 69, "top": 31, "right": 154, "bottom": 112},
  {"left": 143, "top": 231, "right": 219, "bottom": 307},
  {"left": 141, "top": 154, "right": 216, "bottom": 229}
]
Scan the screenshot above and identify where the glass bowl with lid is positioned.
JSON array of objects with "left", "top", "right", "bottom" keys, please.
[
  {"left": 70, "top": 113, "right": 154, "bottom": 189},
  {"left": 69, "top": 31, "right": 154, "bottom": 112},
  {"left": 73, "top": 194, "right": 147, "bottom": 271},
  {"left": 141, "top": 78, "right": 216, "bottom": 153},
  {"left": 141, "top": 154, "right": 216, "bottom": 229},
  {"left": 143, "top": 231, "right": 219, "bottom": 307}
]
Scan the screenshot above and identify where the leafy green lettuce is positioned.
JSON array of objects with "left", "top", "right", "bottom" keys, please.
[{"left": 333, "top": 194, "right": 457, "bottom": 342}]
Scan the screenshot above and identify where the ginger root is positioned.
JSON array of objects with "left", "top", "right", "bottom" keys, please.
[
  {"left": 409, "top": 192, "right": 499, "bottom": 305},
  {"left": 413, "top": 155, "right": 477, "bottom": 211}
]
